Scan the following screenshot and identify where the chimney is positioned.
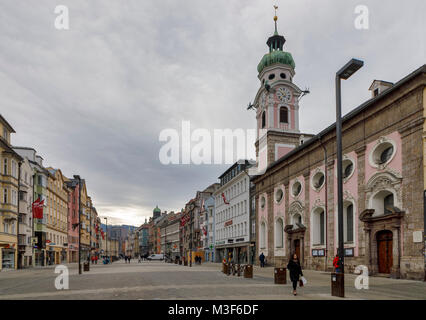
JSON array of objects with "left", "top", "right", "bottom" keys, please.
[{"left": 369, "top": 80, "right": 393, "bottom": 98}]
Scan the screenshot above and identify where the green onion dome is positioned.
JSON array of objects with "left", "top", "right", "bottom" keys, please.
[{"left": 257, "top": 50, "right": 295, "bottom": 74}]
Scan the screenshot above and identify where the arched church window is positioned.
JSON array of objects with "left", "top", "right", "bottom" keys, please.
[
  {"left": 384, "top": 193, "right": 394, "bottom": 214},
  {"left": 261, "top": 111, "right": 266, "bottom": 128},
  {"left": 275, "top": 218, "right": 284, "bottom": 248},
  {"left": 312, "top": 208, "right": 325, "bottom": 245},
  {"left": 280, "top": 107, "right": 288, "bottom": 124},
  {"left": 260, "top": 222, "right": 266, "bottom": 249},
  {"left": 344, "top": 203, "right": 354, "bottom": 242}
]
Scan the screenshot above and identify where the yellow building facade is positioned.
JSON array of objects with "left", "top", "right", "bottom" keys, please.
[
  {"left": 45, "top": 168, "right": 69, "bottom": 265},
  {"left": 0, "top": 115, "right": 23, "bottom": 270}
]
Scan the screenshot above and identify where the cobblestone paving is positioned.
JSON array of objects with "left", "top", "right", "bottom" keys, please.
[{"left": 0, "top": 261, "right": 424, "bottom": 300}]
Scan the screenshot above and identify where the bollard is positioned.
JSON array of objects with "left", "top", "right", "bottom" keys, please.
[
  {"left": 331, "top": 273, "right": 344, "bottom": 297},
  {"left": 244, "top": 265, "right": 253, "bottom": 278},
  {"left": 83, "top": 262, "right": 90, "bottom": 272},
  {"left": 274, "top": 267, "right": 287, "bottom": 284},
  {"left": 227, "top": 263, "right": 231, "bottom": 276}
]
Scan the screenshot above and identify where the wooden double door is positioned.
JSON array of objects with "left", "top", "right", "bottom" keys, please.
[{"left": 377, "top": 230, "right": 393, "bottom": 274}]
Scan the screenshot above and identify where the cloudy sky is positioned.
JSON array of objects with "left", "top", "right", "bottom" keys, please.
[{"left": 1, "top": 0, "right": 424, "bottom": 226}]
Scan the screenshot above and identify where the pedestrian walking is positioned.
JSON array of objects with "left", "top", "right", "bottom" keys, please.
[
  {"left": 259, "top": 252, "right": 265, "bottom": 268},
  {"left": 287, "top": 253, "right": 303, "bottom": 296},
  {"left": 333, "top": 254, "right": 341, "bottom": 273}
]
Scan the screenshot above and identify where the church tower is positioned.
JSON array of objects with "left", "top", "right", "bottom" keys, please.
[{"left": 254, "top": 8, "right": 311, "bottom": 172}]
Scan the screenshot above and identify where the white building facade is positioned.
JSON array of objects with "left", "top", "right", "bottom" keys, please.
[{"left": 214, "top": 160, "right": 254, "bottom": 264}]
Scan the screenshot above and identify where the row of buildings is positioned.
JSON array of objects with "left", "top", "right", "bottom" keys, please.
[
  {"left": 126, "top": 15, "right": 425, "bottom": 280},
  {"left": 0, "top": 114, "right": 104, "bottom": 270}
]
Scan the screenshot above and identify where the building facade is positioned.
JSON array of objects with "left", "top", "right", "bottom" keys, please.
[
  {"left": 14, "top": 147, "right": 49, "bottom": 267},
  {"left": 45, "top": 168, "right": 69, "bottom": 265},
  {"left": 214, "top": 161, "right": 253, "bottom": 264},
  {"left": 65, "top": 177, "right": 79, "bottom": 263},
  {"left": 0, "top": 115, "right": 23, "bottom": 270},
  {"left": 17, "top": 156, "right": 34, "bottom": 268},
  {"left": 251, "top": 17, "right": 426, "bottom": 280}
]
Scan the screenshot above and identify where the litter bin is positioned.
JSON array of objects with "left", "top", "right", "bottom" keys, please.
[
  {"left": 244, "top": 265, "right": 253, "bottom": 278},
  {"left": 226, "top": 263, "right": 231, "bottom": 276},
  {"left": 179, "top": 259, "right": 182, "bottom": 265},
  {"left": 274, "top": 267, "right": 287, "bottom": 284},
  {"left": 331, "top": 273, "right": 345, "bottom": 297},
  {"left": 83, "top": 262, "right": 90, "bottom": 272}
]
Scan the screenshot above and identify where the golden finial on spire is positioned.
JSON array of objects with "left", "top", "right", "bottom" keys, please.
[
  {"left": 273, "top": 5, "right": 279, "bottom": 34},
  {"left": 273, "top": 5, "right": 278, "bottom": 21}
]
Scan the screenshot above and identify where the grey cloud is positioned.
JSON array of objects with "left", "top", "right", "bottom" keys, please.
[{"left": 0, "top": 0, "right": 424, "bottom": 225}]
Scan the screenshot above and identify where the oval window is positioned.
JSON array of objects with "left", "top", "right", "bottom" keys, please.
[
  {"left": 342, "top": 160, "right": 354, "bottom": 179},
  {"left": 280, "top": 73, "right": 286, "bottom": 79},
  {"left": 312, "top": 172, "right": 325, "bottom": 190},
  {"left": 380, "top": 146, "right": 394, "bottom": 164},
  {"left": 292, "top": 181, "right": 302, "bottom": 197},
  {"left": 260, "top": 196, "right": 266, "bottom": 209},
  {"left": 268, "top": 74, "right": 275, "bottom": 80},
  {"left": 275, "top": 189, "right": 283, "bottom": 203}
]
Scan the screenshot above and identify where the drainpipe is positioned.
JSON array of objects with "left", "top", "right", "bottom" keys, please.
[
  {"left": 318, "top": 136, "right": 328, "bottom": 272},
  {"left": 17, "top": 161, "right": 22, "bottom": 269}
]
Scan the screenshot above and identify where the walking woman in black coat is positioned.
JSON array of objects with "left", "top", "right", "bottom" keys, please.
[{"left": 287, "top": 253, "right": 303, "bottom": 296}]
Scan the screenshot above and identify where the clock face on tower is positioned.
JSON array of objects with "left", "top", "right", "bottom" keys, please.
[{"left": 276, "top": 87, "right": 292, "bottom": 104}]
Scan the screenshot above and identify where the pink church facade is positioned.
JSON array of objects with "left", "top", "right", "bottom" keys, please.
[{"left": 252, "top": 14, "right": 425, "bottom": 280}]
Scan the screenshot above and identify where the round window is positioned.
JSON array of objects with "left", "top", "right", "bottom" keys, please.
[
  {"left": 342, "top": 160, "right": 354, "bottom": 179},
  {"left": 312, "top": 172, "right": 325, "bottom": 190},
  {"left": 260, "top": 196, "right": 266, "bottom": 209},
  {"left": 380, "top": 146, "right": 394, "bottom": 164},
  {"left": 275, "top": 188, "right": 283, "bottom": 203},
  {"left": 372, "top": 141, "right": 395, "bottom": 166},
  {"left": 292, "top": 181, "right": 302, "bottom": 197},
  {"left": 268, "top": 73, "right": 275, "bottom": 80},
  {"left": 280, "top": 73, "right": 286, "bottom": 79}
]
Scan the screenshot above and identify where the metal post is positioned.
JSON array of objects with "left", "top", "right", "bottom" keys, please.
[
  {"left": 77, "top": 176, "right": 82, "bottom": 275},
  {"left": 32, "top": 173, "right": 35, "bottom": 267},
  {"left": 17, "top": 162, "right": 22, "bottom": 269},
  {"left": 336, "top": 74, "right": 345, "bottom": 268}
]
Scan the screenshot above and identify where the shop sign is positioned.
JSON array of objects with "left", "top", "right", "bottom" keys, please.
[
  {"left": 312, "top": 249, "right": 325, "bottom": 257},
  {"left": 344, "top": 248, "right": 354, "bottom": 257},
  {"left": 224, "top": 220, "right": 233, "bottom": 227}
]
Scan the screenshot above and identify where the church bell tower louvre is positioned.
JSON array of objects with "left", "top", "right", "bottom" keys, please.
[{"left": 252, "top": 7, "right": 313, "bottom": 173}]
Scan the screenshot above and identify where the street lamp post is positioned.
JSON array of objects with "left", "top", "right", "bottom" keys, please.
[
  {"left": 334, "top": 58, "right": 363, "bottom": 297},
  {"left": 76, "top": 175, "right": 82, "bottom": 275},
  {"left": 104, "top": 217, "right": 108, "bottom": 263}
]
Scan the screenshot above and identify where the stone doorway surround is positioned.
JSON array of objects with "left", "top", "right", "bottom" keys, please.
[
  {"left": 359, "top": 208, "right": 404, "bottom": 278},
  {"left": 284, "top": 224, "right": 306, "bottom": 267}
]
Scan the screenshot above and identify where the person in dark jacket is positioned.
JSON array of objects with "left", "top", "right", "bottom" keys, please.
[
  {"left": 259, "top": 252, "right": 265, "bottom": 267},
  {"left": 287, "top": 253, "right": 303, "bottom": 296}
]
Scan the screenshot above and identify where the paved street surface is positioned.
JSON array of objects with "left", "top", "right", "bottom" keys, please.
[{"left": 0, "top": 261, "right": 425, "bottom": 300}]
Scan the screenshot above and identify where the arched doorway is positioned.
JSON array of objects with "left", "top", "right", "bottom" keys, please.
[{"left": 376, "top": 230, "right": 393, "bottom": 274}]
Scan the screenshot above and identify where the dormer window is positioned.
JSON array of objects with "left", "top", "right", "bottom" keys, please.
[{"left": 374, "top": 88, "right": 379, "bottom": 97}]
